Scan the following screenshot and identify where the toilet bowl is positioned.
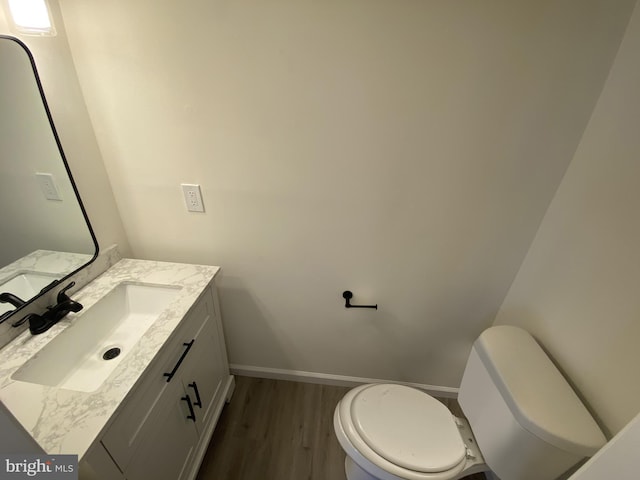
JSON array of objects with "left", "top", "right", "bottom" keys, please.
[{"left": 334, "top": 384, "right": 487, "bottom": 480}]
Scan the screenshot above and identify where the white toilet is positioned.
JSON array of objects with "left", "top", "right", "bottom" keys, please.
[{"left": 334, "top": 326, "right": 607, "bottom": 480}]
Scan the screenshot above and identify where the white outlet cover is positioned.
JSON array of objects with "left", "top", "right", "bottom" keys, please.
[{"left": 181, "top": 183, "right": 205, "bottom": 212}]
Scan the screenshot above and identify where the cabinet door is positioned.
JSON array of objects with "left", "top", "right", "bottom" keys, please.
[
  {"left": 185, "top": 334, "right": 224, "bottom": 434},
  {"left": 102, "top": 295, "right": 207, "bottom": 470},
  {"left": 125, "top": 384, "right": 199, "bottom": 480},
  {"left": 182, "top": 303, "right": 226, "bottom": 434}
]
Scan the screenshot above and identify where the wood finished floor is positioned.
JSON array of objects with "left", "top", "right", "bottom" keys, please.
[{"left": 196, "top": 376, "right": 486, "bottom": 480}]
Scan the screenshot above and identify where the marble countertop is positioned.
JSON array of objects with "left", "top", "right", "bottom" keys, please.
[
  {"left": 0, "top": 250, "right": 95, "bottom": 282},
  {"left": 0, "top": 258, "right": 220, "bottom": 459}
]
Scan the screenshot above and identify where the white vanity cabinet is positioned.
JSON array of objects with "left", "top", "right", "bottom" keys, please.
[{"left": 87, "top": 283, "right": 233, "bottom": 480}]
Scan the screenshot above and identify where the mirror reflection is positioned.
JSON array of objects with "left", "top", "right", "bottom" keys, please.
[{"left": 0, "top": 35, "right": 97, "bottom": 320}]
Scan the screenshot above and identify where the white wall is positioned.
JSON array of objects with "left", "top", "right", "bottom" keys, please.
[
  {"left": 0, "top": 4, "right": 130, "bottom": 259},
  {"left": 59, "top": 0, "right": 634, "bottom": 388},
  {"left": 495, "top": 2, "right": 640, "bottom": 436}
]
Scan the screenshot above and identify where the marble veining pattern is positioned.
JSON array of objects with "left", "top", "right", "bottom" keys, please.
[
  {"left": 0, "top": 258, "right": 220, "bottom": 459},
  {"left": 0, "top": 250, "right": 94, "bottom": 283},
  {"left": 66, "top": 243, "right": 122, "bottom": 292}
]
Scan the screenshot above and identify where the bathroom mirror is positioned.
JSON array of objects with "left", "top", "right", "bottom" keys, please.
[{"left": 0, "top": 35, "right": 98, "bottom": 321}]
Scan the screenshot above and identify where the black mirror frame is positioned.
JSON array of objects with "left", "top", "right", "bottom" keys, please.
[{"left": 0, "top": 35, "right": 99, "bottom": 320}]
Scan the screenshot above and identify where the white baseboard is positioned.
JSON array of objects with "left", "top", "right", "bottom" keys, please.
[{"left": 229, "top": 364, "right": 459, "bottom": 398}]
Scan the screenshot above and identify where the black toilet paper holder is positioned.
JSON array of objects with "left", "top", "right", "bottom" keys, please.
[{"left": 342, "top": 291, "right": 377, "bottom": 310}]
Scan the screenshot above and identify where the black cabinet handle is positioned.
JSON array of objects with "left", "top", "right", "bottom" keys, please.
[
  {"left": 164, "top": 340, "right": 195, "bottom": 382},
  {"left": 188, "top": 382, "right": 202, "bottom": 408},
  {"left": 181, "top": 395, "right": 196, "bottom": 422}
]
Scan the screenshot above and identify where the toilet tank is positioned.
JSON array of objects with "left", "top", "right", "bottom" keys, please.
[{"left": 458, "top": 326, "right": 606, "bottom": 480}]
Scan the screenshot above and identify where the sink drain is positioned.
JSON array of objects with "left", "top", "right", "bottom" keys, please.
[{"left": 102, "top": 347, "right": 121, "bottom": 360}]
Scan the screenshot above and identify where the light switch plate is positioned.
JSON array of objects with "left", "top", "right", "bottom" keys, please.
[
  {"left": 181, "top": 183, "right": 205, "bottom": 212},
  {"left": 36, "top": 172, "right": 62, "bottom": 201}
]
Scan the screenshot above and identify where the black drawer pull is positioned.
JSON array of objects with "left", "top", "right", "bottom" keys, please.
[
  {"left": 181, "top": 395, "right": 196, "bottom": 422},
  {"left": 164, "top": 340, "right": 194, "bottom": 382},
  {"left": 189, "top": 382, "right": 202, "bottom": 408}
]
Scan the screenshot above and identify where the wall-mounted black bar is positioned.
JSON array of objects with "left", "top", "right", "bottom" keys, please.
[{"left": 342, "top": 291, "right": 377, "bottom": 309}]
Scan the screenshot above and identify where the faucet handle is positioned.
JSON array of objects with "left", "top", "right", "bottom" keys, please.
[
  {"left": 56, "top": 281, "right": 76, "bottom": 303},
  {"left": 12, "top": 313, "right": 41, "bottom": 328},
  {"left": 12, "top": 313, "right": 49, "bottom": 334}
]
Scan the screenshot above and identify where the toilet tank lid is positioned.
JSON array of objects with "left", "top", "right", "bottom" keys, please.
[{"left": 474, "top": 326, "right": 606, "bottom": 457}]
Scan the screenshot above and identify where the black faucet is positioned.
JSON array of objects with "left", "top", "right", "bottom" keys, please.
[
  {"left": 12, "top": 282, "right": 83, "bottom": 335},
  {"left": 0, "top": 292, "right": 26, "bottom": 308}
]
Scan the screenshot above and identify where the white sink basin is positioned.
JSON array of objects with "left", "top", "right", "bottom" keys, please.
[
  {"left": 12, "top": 282, "right": 181, "bottom": 392},
  {"left": 0, "top": 272, "right": 59, "bottom": 315}
]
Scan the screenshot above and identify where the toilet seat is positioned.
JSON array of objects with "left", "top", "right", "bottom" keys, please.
[
  {"left": 351, "top": 384, "right": 467, "bottom": 472},
  {"left": 335, "top": 384, "right": 470, "bottom": 480}
]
